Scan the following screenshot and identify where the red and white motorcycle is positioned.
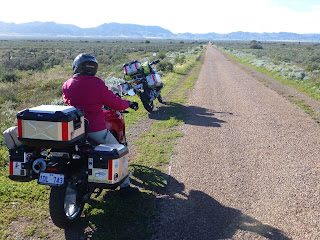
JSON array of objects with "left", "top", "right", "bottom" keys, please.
[{"left": 120, "top": 58, "right": 164, "bottom": 112}]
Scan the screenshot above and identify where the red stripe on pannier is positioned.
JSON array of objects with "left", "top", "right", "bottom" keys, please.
[
  {"left": 47, "top": 168, "right": 58, "bottom": 172},
  {"left": 152, "top": 75, "right": 156, "bottom": 82},
  {"left": 124, "top": 66, "right": 128, "bottom": 74},
  {"left": 108, "top": 160, "right": 113, "bottom": 180},
  {"left": 134, "top": 62, "right": 138, "bottom": 70},
  {"left": 17, "top": 119, "right": 22, "bottom": 137},
  {"left": 9, "top": 161, "right": 13, "bottom": 175},
  {"left": 62, "top": 122, "right": 69, "bottom": 141}
]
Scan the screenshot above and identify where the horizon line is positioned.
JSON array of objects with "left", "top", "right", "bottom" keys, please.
[{"left": 0, "top": 20, "right": 319, "bottom": 35}]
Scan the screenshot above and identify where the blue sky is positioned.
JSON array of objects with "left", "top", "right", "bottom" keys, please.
[{"left": 1, "top": 0, "right": 319, "bottom": 34}]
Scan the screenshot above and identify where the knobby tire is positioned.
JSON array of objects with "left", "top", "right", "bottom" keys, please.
[
  {"left": 139, "top": 92, "right": 154, "bottom": 112},
  {"left": 49, "top": 184, "right": 85, "bottom": 229}
]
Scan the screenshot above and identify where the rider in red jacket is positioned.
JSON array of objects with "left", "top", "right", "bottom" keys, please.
[
  {"left": 63, "top": 75, "right": 130, "bottom": 132},
  {"left": 62, "top": 53, "right": 138, "bottom": 141},
  {"left": 62, "top": 53, "right": 139, "bottom": 196}
]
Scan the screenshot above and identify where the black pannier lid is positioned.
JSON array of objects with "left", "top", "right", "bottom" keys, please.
[
  {"left": 89, "top": 144, "right": 128, "bottom": 159},
  {"left": 17, "top": 105, "right": 84, "bottom": 122},
  {"left": 123, "top": 60, "right": 140, "bottom": 67}
]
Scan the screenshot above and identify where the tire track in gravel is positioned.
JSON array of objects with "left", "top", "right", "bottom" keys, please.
[{"left": 150, "top": 44, "right": 320, "bottom": 240}]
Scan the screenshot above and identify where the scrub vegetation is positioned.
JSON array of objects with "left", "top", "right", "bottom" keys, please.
[
  {"left": 214, "top": 41, "right": 320, "bottom": 101},
  {"left": 0, "top": 39, "right": 205, "bottom": 239}
]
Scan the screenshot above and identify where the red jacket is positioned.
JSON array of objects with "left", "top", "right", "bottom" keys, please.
[{"left": 62, "top": 75, "right": 130, "bottom": 133}]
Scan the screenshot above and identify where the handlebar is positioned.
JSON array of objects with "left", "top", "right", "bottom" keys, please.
[{"left": 150, "top": 59, "right": 160, "bottom": 65}]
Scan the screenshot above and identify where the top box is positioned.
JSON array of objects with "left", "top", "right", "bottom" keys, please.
[{"left": 17, "top": 105, "right": 86, "bottom": 148}]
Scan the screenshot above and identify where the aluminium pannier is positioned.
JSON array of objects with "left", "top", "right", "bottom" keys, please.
[
  {"left": 17, "top": 105, "right": 85, "bottom": 148},
  {"left": 8, "top": 145, "right": 34, "bottom": 182},
  {"left": 87, "top": 143, "right": 129, "bottom": 186},
  {"left": 118, "top": 82, "right": 130, "bottom": 96},
  {"left": 123, "top": 60, "right": 141, "bottom": 75},
  {"left": 146, "top": 73, "right": 162, "bottom": 88}
]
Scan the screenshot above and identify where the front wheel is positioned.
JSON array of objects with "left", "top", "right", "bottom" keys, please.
[
  {"left": 157, "top": 94, "right": 163, "bottom": 103},
  {"left": 139, "top": 92, "right": 154, "bottom": 112},
  {"left": 49, "top": 183, "right": 86, "bottom": 228}
]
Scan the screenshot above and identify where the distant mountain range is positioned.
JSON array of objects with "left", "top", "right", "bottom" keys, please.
[{"left": 0, "top": 21, "right": 320, "bottom": 42}]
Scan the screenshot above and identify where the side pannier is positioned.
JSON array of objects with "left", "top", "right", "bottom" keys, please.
[
  {"left": 123, "top": 60, "right": 141, "bottom": 75},
  {"left": 146, "top": 73, "right": 162, "bottom": 88}
]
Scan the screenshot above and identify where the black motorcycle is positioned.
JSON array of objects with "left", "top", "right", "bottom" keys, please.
[
  {"left": 5, "top": 104, "right": 133, "bottom": 229},
  {"left": 119, "top": 58, "right": 164, "bottom": 112}
]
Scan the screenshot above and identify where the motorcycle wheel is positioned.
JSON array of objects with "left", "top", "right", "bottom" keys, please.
[
  {"left": 49, "top": 183, "right": 86, "bottom": 229},
  {"left": 157, "top": 94, "right": 163, "bottom": 103},
  {"left": 140, "top": 92, "right": 154, "bottom": 112}
]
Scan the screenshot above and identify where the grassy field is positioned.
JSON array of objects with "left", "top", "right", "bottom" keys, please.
[{"left": 0, "top": 40, "right": 205, "bottom": 239}]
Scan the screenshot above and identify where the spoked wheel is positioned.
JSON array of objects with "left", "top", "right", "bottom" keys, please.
[
  {"left": 139, "top": 92, "right": 154, "bottom": 112},
  {"left": 49, "top": 183, "right": 86, "bottom": 229}
]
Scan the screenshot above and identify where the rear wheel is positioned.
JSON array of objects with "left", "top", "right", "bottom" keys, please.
[
  {"left": 139, "top": 92, "right": 154, "bottom": 112},
  {"left": 49, "top": 183, "right": 86, "bottom": 229}
]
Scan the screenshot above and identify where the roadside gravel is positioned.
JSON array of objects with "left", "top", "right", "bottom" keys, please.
[{"left": 150, "top": 44, "right": 320, "bottom": 239}]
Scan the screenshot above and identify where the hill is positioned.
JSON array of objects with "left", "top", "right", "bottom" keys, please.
[{"left": 0, "top": 21, "right": 320, "bottom": 41}]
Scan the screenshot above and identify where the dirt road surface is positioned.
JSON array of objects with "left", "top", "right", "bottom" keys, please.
[{"left": 150, "top": 45, "right": 320, "bottom": 239}]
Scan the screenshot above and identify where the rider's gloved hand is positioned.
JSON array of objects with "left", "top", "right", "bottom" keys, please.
[{"left": 128, "top": 101, "right": 139, "bottom": 111}]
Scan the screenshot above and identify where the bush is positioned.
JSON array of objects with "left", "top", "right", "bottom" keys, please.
[
  {"left": 157, "top": 51, "right": 166, "bottom": 59},
  {"left": 310, "top": 54, "right": 320, "bottom": 63},
  {"left": 306, "top": 62, "right": 319, "bottom": 72},
  {"left": 249, "top": 40, "right": 263, "bottom": 49},
  {"left": 157, "top": 60, "right": 174, "bottom": 72},
  {"left": 174, "top": 55, "right": 186, "bottom": 64},
  {"left": 44, "top": 56, "right": 62, "bottom": 69},
  {"left": 0, "top": 71, "right": 20, "bottom": 83},
  {"left": 103, "top": 74, "right": 125, "bottom": 93},
  {"left": 3, "top": 57, "right": 45, "bottom": 71}
]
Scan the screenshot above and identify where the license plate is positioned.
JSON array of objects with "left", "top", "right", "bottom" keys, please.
[
  {"left": 134, "top": 83, "right": 143, "bottom": 90},
  {"left": 38, "top": 172, "right": 65, "bottom": 186}
]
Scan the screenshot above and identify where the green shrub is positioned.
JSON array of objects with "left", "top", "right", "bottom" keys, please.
[
  {"left": 249, "top": 40, "right": 263, "bottom": 49},
  {"left": 0, "top": 71, "right": 20, "bottom": 83},
  {"left": 174, "top": 55, "right": 186, "bottom": 64},
  {"left": 310, "top": 71, "right": 320, "bottom": 84},
  {"left": 0, "top": 90, "right": 19, "bottom": 104},
  {"left": 44, "top": 56, "right": 62, "bottom": 69},
  {"left": 158, "top": 60, "right": 174, "bottom": 72},
  {"left": 310, "top": 54, "right": 320, "bottom": 63},
  {"left": 306, "top": 62, "right": 319, "bottom": 72},
  {"left": 157, "top": 51, "right": 167, "bottom": 59}
]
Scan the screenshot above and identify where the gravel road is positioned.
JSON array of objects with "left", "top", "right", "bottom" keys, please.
[{"left": 150, "top": 44, "right": 320, "bottom": 239}]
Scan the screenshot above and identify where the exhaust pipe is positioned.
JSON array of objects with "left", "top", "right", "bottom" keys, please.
[{"left": 32, "top": 158, "right": 47, "bottom": 173}]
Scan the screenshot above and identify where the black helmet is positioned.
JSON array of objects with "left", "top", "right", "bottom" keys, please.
[{"left": 73, "top": 53, "right": 98, "bottom": 76}]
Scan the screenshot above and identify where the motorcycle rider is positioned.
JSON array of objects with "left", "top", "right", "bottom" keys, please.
[{"left": 62, "top": 53, "right": 139, "bottom": 196}]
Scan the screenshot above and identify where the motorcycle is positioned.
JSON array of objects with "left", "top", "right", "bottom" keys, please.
[
  {"left": 119, "top": 58, "right": 164, "bottom": 112},
  {"left": 4, "top": 103, "right": 135, "bottom": 229}
]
